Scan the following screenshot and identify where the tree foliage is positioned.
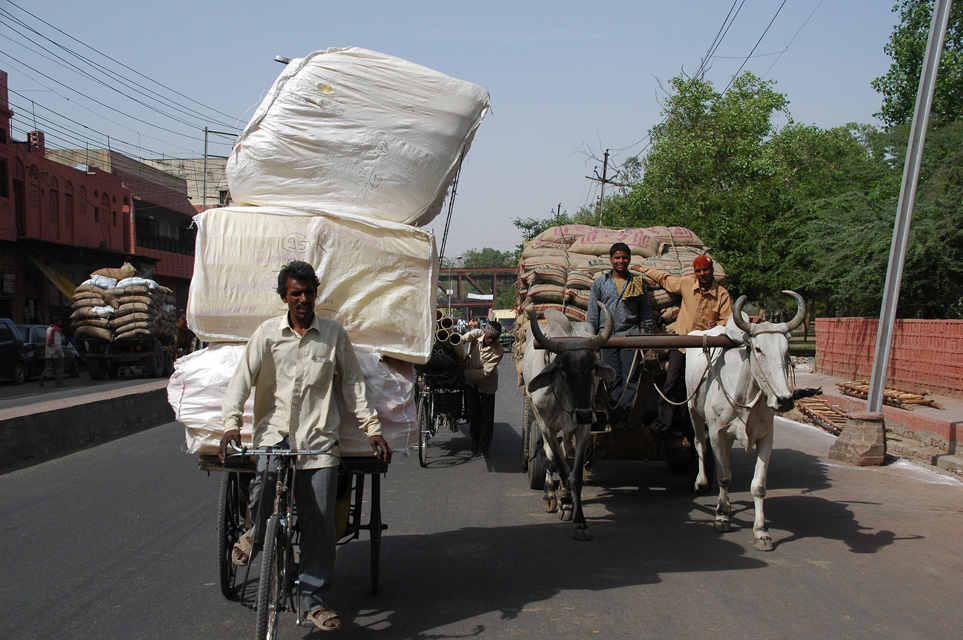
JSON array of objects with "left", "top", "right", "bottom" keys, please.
[
  {"left": 515, "top": 68, "right": 962, "bottom": 319},
  {"left": 871, "top": 0, "right": 963, "bottom": 128}
]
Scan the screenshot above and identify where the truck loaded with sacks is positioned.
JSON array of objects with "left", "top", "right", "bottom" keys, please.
[{"left": 69, "top": 262, "right": 177, "bottom": 379}]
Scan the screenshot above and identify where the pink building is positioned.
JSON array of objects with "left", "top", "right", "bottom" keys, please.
[{"left": 0, "top": 70, "right": 196, "bottom": 323}]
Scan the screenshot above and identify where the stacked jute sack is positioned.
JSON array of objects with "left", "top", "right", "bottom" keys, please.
[
  {"left": 70, "top": 263, "right": 176, "bottom": 342},
  {"left": 172, "top": 47, "right": 490, "bottom": 456},
  {"left": 511, "top": 225, "right": 726, "bottom": 361}
]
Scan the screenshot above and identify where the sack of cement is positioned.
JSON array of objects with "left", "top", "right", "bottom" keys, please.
[
  {"left": 168, "top": 342, "right": 416, "bottom": 457},
  {"left": 187, "top": 206, "right": 438, "bottom": 364},
  {"left": 226, "top": 47, "right": 490, "bottom": 227}
]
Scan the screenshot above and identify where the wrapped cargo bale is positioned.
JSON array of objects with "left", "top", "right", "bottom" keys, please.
[
  {"left": 168, "top": 343, "right": 415, "bottom": 457},
  {"left": 226, "top": 47, "right": 490, "bottom": 227},
  {"left": 187, "top": 206, "right": 437, "bottom": 364}
]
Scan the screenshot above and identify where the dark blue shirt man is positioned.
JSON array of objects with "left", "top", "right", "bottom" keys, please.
[{"left": 587, "top": 242, "right": 654, "bottom": 426}]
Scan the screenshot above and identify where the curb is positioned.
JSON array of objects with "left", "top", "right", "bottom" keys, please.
[{"left": 0, "top": 386, "right": 174, "bottom": 471}]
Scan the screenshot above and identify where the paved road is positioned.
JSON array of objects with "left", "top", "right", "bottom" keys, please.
[
  {"left": 0, "top": 369, "right": 167, "bottom": 412},
  {"left": 1, "top": 359, "right": 962, "bottom": 639}
]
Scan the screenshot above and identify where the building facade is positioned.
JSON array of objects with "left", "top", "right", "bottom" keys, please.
[{"left": 0, "top": 70, "right": 196, "bottom": 324}]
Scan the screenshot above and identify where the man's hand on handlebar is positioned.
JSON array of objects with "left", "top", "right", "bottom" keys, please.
[
  {"left": 218, "top": 428, "right": 241, "bottom": 463},
  {"left": 368, "top": 434, "right": 392, "bottom": 464}
]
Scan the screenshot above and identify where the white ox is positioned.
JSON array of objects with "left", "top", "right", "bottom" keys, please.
[
  {"left": 686, "top": 291, "right": 805, "bottom": 551},
  {"left": 523, "top": 305, "right": 614, "bottom": 541}
]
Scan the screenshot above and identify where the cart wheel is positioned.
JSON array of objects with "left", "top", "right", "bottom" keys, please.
[
  {"left": 87, "top": 358, "right": 106, "bottom": 380},
  {"left": 370, "top": 473, "right": 383, "bottom": 596},
  {"left": 417, "top": 394, "right": 430, "bottom": 468},
  {"left": 106, "top": 361, "right": 121, "bottom": 378},
  {"left": 255, "top": 515, "right": 285, "bottom": 640},
  {"left": 521, "top": 395, "right": 533, "bottom": 471},
  {"left": 217, "top": 471, "right": 242, "bottom": 599},
  {"left": 145, "top": 340, "right": 164, "bottom": 378},
  {"left": 527, "top": 426, "right": 546, "bottom": 490}
]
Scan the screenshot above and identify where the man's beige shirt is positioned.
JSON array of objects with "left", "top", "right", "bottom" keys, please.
[
  {"left": 637, "top": 267, "right": 733, "bottom": 336},
  {"left": 222, "top": 313, "right": 382, "bottom": 469},
  {"left": 462, "top": 328, "right": 504, "bottom": 395}
]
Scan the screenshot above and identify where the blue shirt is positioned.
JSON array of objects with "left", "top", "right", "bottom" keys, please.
[{"left": 586, "top": 271, "right": 654, "bottom": 336}]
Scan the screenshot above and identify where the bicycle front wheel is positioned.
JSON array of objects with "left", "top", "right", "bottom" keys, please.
[
  {"left": 255, "top": 515, "right": 285, "bottom": 640},
  {"left": 417, "top": 394, "right": 430, "bottom": 468},
  {"left": 217, "top": 471, "right": 242, "bottom": 599}
]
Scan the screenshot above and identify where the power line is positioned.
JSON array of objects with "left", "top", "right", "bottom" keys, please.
[
  {"left": 722, "top": 0, "right": 788, "bottom": 94},
  {"left": 4, "top": 0, "right": 241, "bottom": 127},
  {"left": 761, "top": 0, "right": 824, "bottom": 80}
]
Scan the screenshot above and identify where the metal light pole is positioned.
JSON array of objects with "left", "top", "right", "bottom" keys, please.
[
  {"left": 867, "top": 0, "right": 953, "bottom": 412},
  {"left": 447, "top": 255, "right": 462, "bottom": 317}
]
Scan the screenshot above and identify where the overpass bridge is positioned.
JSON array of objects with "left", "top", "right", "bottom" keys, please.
[{"left": 438, "top": 266, "right": 518, "bottom": 317}]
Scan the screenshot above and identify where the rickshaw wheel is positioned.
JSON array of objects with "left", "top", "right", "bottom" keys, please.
[
  {"left": 417, "top": 394, "right": 430, "bottom": 467},
  {"left": 217, "top": 471, "right": 241, "bottom": 598},
  {"left": 255, "top": 515, "right": 285, "bottom": 640}
]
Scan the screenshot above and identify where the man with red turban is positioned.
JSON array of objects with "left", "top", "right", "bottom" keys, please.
[{"left": 637, "top": 255, "right": 732, "bottom": 437}]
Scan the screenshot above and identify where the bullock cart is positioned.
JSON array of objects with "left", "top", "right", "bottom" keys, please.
[
  {"left": 198, "top": 452, "right": 389, "bottom": 608},
  {"left": 522, "top": 332, "right": 738, "bottom": 491}
]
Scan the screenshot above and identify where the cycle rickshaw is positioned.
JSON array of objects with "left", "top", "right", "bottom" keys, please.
[
  {"left": 199, "top": 445, "right": 388, "bottom": 638},
  {"left": 414, "top": 366, "right": 465, "bottom": 467}
]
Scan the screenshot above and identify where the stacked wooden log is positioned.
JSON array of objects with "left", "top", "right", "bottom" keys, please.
[
  {"left": 837, "top": 381, "right": 945, "bottom": 411},
  {"left": 794, "top": 397, "right": 848, "bottom": 435}
]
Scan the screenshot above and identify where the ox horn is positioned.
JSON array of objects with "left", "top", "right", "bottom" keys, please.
[
  {"left": 732, "top": 295, "right": 752, "bottom": 333},
  {"left": 529, "top": 308, "right": 563, "bottom": 354},
  {"left": 782, "top": 290, "right": 806, "bottom": 332},
  {"left": 588, "top": 302, "right": 613, "bottom": 351}
]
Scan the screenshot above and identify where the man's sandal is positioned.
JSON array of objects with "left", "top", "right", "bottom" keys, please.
[
  {"left": 231, "top": 530, "right": 254, "bottom": 566},
  {"left": 306, "top": 608, "right": 341, "bottom": 632}
]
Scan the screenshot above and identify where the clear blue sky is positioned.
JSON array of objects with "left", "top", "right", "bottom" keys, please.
[{"left": 3, "top": 1, "right": 899, "bottom": 255}]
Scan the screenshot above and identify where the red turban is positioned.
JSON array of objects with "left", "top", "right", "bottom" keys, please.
[{"left": 693, "top": 256, "right": 713, "bottom": 270}]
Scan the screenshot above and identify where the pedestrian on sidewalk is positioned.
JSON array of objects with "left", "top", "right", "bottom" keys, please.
[{"left": 40, "top": 318, "right": 65, "bottom": 387}]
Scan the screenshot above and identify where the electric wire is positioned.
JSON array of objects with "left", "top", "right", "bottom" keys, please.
[
  {"left": 722, "top": 0, "right": 788, "bottom": 94},
  {"left": 4, "top": 0, "right": 241, "bottom": 126}
]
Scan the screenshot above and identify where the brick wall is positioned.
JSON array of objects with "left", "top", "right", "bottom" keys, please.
[{"left": 815, "top": 318, "right": 963, "bottom": 398}]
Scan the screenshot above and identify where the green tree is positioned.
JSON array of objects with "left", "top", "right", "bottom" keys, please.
[{"left": 871, "top": 0, "right": 963, "bottom": 128}]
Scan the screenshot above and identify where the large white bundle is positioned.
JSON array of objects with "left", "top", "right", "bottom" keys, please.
[
  {"left": 187, "top": 206, "right": 438, "bottom": 363},
  {"left": 169, "top": 343, "right": 416, "bottom": 457},
  {"left": 226, "top": 47, "right": 490, "bottom": 227}
]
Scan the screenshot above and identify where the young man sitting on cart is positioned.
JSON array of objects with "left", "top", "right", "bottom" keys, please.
[
  {"left": 218, "top": 259, "right": 392, "bottom": 632},
  {"left": 586, "top": 242, "right": 655, "bottom": 429}
]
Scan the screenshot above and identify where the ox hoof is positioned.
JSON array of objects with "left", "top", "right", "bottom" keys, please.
[
  {"left": 573, "top": 528, "right": 592, "bottom": 542},
  {"left": 543, "top": 497, "right": 558, "bottom": 513},
  {"left": 560, "top": 508, "right": 574, "bottom": 522},
  {"left": 712, "top": 520, "right": 731, "bottom": 533},
  {"left": 753, "top": 537, "right": 774, "bottom": 552},
  {"left": 694, "top": 482, "right": 709, "bottom": 496}
]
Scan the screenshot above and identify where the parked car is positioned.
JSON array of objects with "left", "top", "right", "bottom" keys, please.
[
  {"left": 17, "top": 324, "right": 83, "bottom": 379},
  {"left": 0, "top": 318, "right": 27, "bottom": 384}
]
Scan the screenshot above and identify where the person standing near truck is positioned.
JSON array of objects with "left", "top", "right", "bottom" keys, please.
[
  {"left": 39, "top": 318, "right": 65, "bottom": 387},
  {"left": 587, "top": 242, "right": 655, "bottom": 427},
  {"left": 218, "top": 259, "right": 391, "bottom": 632},
  {"left": 636, "top": 255, "right": 732, "bottom": 437}
]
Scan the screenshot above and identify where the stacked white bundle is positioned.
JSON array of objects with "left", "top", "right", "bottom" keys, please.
[
  {"left": 226, "top": 47, "right": 490, "bottom": 227},
  {"left": 187, "top": 206, "right": 438, "bottom": 363},
  {"left": 169, "top": 343, "right": 416, "bottom": 457}
]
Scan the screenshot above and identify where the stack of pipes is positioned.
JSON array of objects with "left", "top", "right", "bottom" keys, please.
[{"left": 426, "top": 309, "right": 467, "bottom": 368}]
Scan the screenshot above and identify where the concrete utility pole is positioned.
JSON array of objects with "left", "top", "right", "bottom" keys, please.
[
  {"left": 867, "top": 0, "right": 953, "bottom": 413},
  {"left": 586, "top": 148, "right": 629, "bottom": 225}
]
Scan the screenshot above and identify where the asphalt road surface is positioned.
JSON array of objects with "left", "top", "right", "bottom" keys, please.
[{"left": 1, "top": 359, "right": 962, "bottom": 639}]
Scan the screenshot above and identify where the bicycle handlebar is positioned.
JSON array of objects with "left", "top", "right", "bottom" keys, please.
[{"left": 227, "top": 440, "right": 339, "bottom": 457}]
